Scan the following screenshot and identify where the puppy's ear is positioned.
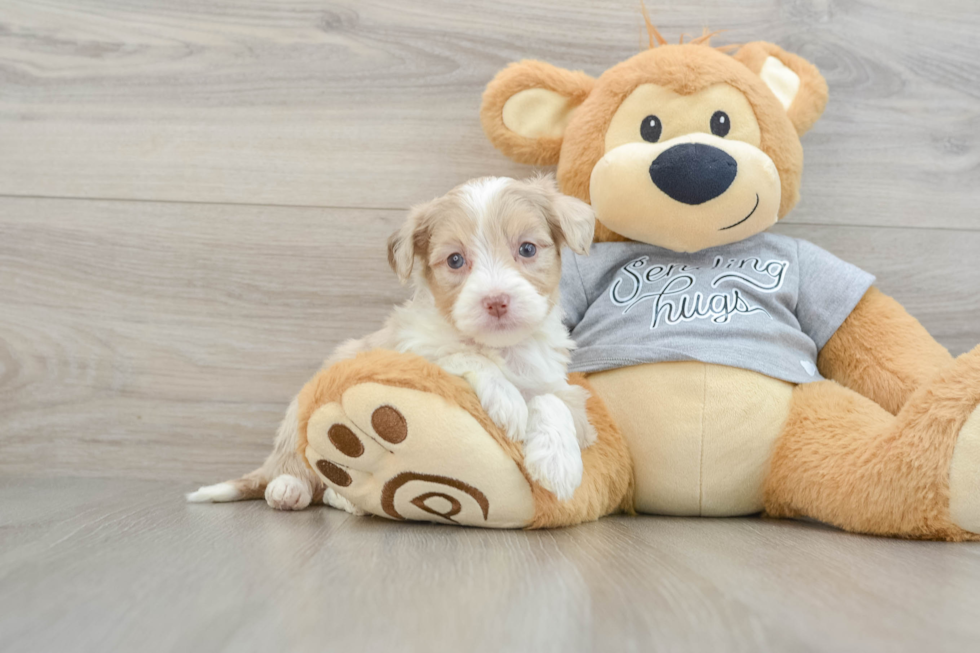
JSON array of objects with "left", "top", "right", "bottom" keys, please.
[
  {"left": 733, "top": 42, "right": 828, "bottom": 135},
  {"left": 387, "top": 201, "right": 433, "bottom": 284},
  {"left": 526, "top": 174, "right": 595, "bottom": 256},
  {"left": 481, "top": 61, "right": 595, "bottom": 166}
]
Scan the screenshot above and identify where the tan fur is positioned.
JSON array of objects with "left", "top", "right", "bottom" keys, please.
[
  {"left": 818, "top": 287, "right": 955, "bottom": 414},
  {"left": 297, "top": 351, "right": 635, "bottom": 529},
  {"left": 766, "top": 345, "right": 980, "bottom": 541}
]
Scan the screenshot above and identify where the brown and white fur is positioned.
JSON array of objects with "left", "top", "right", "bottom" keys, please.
[{"left": 187, "top": 175, "right": 597, "bottom": 510}]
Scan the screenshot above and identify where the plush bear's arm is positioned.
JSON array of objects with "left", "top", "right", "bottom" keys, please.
[{"left": 817, "top": 287, "right": 953, "bottom": 414}]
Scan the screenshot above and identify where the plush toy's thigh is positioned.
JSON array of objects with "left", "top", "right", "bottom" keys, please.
[
  {"left": 766, "top": 345, "right": 980, "bottom": 541},
  {"left": 296, "top": 350, "right": 632, "bottom": 529},
  {"left": 588, "top": 361, "right": 794, "bottom": 516}
]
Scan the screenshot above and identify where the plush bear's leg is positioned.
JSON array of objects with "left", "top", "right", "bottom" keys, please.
[
  {"left": 297, "top": 350, "right": 632, "bottom": 529},
  {"left": 765, "top": 346, "right": 980, "bottom": 540}
]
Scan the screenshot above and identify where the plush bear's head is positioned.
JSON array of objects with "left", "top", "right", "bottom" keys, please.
[{"left": 481, "top": 34, "right": 828, "bottom": 253}]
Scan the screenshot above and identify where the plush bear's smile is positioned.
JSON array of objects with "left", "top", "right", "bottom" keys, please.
[{"left": 720, "top": 193, "right": 761, "bottom": 231}]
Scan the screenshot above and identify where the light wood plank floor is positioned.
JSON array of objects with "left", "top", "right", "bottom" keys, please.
[
  {"left": 3, "top": 476, "right": 980, "bottom": 653},
  {"left": 1, "top": 0, "right": 979, "bottom": 651}
]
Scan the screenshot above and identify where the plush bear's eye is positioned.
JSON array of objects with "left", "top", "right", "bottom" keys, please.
[
  {"left": 447, "top": 253, "right": 465, "bottom": 269},
  {"left": 518, "top": 242, "right": 536, "bottom": 258},
  {"left": 710, "top": 111, "right": 731, "bottom": 137},
  {"left": 640, "top": 115, "right": 662, "bottom": 142}
]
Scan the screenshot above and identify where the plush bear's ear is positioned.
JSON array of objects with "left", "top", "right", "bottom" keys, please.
[
  {"left": 733, "top": 42, "right": 829, "bottom": 136},
  {"left": 481, "top": 61, "right": 595, "bottom": 166}
]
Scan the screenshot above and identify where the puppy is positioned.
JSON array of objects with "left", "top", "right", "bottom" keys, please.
[{"left": 188, "top": 175, "right": 596, "bottom": 510}]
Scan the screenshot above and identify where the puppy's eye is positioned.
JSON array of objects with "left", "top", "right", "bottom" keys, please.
[
  {"left": 518, "top": 242, "right": 537, "bottom": 258},
  {"left": 640, "top": 115, "right": 662, "bottom": 142},
  {"left": 447, "top": 253, "right": 465, "bottom": 269},
  {"left": 710, "top": 111, "right": 731, "bottom": 137}
]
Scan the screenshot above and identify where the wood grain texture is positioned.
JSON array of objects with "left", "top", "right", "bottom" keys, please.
[
  {"left": 1, "top": 476, "right": 979, "bottom": 653},
  {"left": 1, "top": 0, "right": 979, "bottom": 228},
  {"left": 0, "top": 196, "right": 978, "bottom": 481}
]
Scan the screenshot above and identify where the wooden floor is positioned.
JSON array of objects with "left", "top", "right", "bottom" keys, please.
[
  {"left": 4, "top": 476, "right": 980, "bottom": 653},
  {"left": 2, "top": 0, "right": 979, "bottom": 651}
]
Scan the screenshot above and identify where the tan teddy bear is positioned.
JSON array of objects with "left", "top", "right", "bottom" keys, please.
[{"left": 297, "top": 30, "right": 980, "bottom": 540}]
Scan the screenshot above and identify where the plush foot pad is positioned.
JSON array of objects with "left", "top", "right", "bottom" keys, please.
[
  {"left": 949, "top": 403, "right": 980, "bottom": 533},
  {"left": 304, "top": 383, "right": 535, "bottom": 528}
]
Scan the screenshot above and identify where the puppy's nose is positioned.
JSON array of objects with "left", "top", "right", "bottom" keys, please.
[
  {"left": 649, "top": 143, "right": 738, "bottom": 205},
  {"left": 483, "top": 295, "right": 510, "bottom": 319}
]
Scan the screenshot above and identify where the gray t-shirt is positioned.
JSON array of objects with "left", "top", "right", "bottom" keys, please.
[{"left": 561, "top": 233, "right": 875, "bottom": 384}]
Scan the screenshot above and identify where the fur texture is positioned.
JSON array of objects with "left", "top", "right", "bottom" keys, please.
[
  {"left": 818, "top": 287, "right": 955, "bottom": 415},
  {"left": 766, "top": 346, "right": 980, "bottom": 541}
]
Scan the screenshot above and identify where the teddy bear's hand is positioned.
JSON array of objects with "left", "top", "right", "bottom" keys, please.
[{"left": 438, "top": 353, "right": 528, "bottom": 442}]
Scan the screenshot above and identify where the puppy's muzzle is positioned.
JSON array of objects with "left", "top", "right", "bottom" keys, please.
[{"left": 649, "top": 143, "right": 738, "bottom": 205}]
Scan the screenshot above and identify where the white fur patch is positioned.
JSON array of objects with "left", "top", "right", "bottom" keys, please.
[
  {"left": 186, "top": 482, "right": 240, "bottom": 503},
  {"left": 451, "top": 252, "right": 547, "bottom": 348},
  {"left": 265, "top": 474, "right": 312, "bottom": 511},
  {"left": 459, "top": 176, "right": 512, "bottom": 225},
  {"left": 439, "top": 352, "right": 529, "bottom": 442},
  {"left": 523, "top": 394, "right": 584, "bottom": 501}
]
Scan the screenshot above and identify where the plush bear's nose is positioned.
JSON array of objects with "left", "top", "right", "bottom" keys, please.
[{"left": 649, "top": 143, "right": 738, "bottom": 205}]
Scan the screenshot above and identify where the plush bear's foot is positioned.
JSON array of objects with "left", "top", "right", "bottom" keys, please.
[
  {"left": 304, "top": 382, "right": 536, "bottom": 528},
  {"left": 949, "top": 404, "right": 980, "bottom": 534}
]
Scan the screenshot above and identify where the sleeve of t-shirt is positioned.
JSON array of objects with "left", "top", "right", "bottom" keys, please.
[
  {"left": 560, "top": 250, "right": 590, "bottom": 332},
  {"left": 795, "top": 239, "right": 876, "bottom": 351}
]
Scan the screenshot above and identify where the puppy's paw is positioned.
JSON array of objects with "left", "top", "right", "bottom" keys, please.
[
  {"left": 476, "top": 376, "right": 528, "bottom": 442},
  {"left": 555, "top": 384, "right": 597, "bottom": 449},
  {"left": 524, "top": 394, "right": 583, "bottom": 501},
  {"left": 265, "top": 474, "right": 312, "bottom": 511},
  {"left": 523, "top": 428, "right": 584, "bottom": 502}
]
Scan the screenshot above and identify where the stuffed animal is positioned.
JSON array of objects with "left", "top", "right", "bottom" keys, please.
[{"left": 298, "top": 27, "right": 980, "bottom": 540}]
